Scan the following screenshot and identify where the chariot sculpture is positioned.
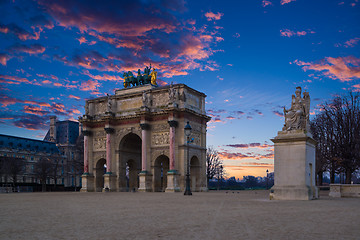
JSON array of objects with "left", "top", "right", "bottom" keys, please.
[{"left": 123, "top": 64, "right": 158, "bottom": 88}]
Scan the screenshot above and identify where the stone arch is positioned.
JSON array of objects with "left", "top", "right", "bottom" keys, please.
[
  {"left": 190, "top": 156, "right": 201, "bottom": 192},
  {"left": 153, "top": 155, "right": 170, "bottom": 192},
  {"left": 118, "top": 133, "right": 141, "bottom": 191},
  {"left": 95, "top": 158, "right": 106, "bottom": 192}
]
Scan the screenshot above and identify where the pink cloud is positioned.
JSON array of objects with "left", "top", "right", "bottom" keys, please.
[
  {"left": 281, "top": 0, "right": 296, "bottom": 5},
  {"left": 205, "top": 12, "right": 224, "bottom": 21},
  {"left": 294, "top": 56, "right": 360, "bottom": 82},
  {"left": 77, "top": 36, "right": 87, "bottom": 44},
  {"left": 344, "top": 37, "right": 360, "bottom": 48},
  {"left": 280, "top": 29, "right": 314, "bottom": 37},
  {"left": 82, "top": 70, "right": 122, "bottom": 81},
  {"left": 262, "top": 0, "right": 273, "bottom": 7}
]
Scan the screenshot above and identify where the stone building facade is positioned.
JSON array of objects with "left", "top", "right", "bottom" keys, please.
[
  {"left": 44, "top": 117, "right": 83, "bottom": 188},
  {"left": 0, "top": 134, "right": 64, "bottom": 190},
  {"left": 80, "top": 84, "right": 210, "bottom": 192}
]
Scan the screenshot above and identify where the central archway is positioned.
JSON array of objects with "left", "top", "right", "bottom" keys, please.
[
  {"left": 118, "top": 133, "right": 141, "bottom": 191},
  {"left": 154, "top": 155, "right": 169, "bottom": 192}
]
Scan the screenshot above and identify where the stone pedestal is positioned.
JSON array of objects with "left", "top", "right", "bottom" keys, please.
[
  {"left": 80, "top": 174, "right": 94, "bottom": 192},
  {"left": 165, "top": 170, "right": 180, "bottom": 192},
  {"left": 103, "top": 173, "right": 117, "bottom": 192},
  {"left": 138, "top": 171, "right": 152, "bottom": 192},
  {"left": 270, "top": 130, "right": 318, "bottom": 200}
]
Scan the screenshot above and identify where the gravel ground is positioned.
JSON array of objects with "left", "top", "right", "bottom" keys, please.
[{"left": 0, "top": 190, "right": 359, "bottom": 240}]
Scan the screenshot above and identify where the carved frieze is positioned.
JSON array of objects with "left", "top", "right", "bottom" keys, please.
[
  {"left": 151, "top": 123, "right": 169, "bottom": 132},
  {"left": 152, "top": 132, "right": 170, "bottom": 146},
  {"left": 93, "top": 131, "right": 106, "bottom": 150}
]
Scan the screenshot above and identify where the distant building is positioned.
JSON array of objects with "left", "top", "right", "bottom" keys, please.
[
  {"left": 44, "top": 116, "right": 83, "bottom": 188},
  {"left": 0, "top": 134, "right": 64, "bottom": 191}
]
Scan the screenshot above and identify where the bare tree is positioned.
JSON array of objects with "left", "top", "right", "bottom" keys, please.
[
  {"left": 34, "top": 157, "right": 53, "bottom": 192},
  {"left": 206, "top": 147, "right": 223, "bottom": 186},
  {"left": 0, "top": 156, "right": 25, "bottom": 187},
  {"left": 311, "top": 92, "right": 360, "bottom": 184}
]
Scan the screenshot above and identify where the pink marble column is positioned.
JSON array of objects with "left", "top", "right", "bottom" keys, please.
[
  {"left": 104, "top": 127, "right": 114, "bottom": 173},
  {"left": 140, "top": 123, "right": 150, "bottom": 172},
  {"left": 83, "top": 130, "right": 91, "bottom": 174},
  {"left": 168, "top": 120, "right": 178, "bottom": 170}
]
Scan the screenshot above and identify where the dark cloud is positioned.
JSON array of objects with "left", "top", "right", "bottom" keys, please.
[
  {"left": 39, "top": 0, "right": 222, "bottom": 78},
  {"left": 9, "top": 43, "right": 45, "bottom": 55},
  {"left": 0, "top": 23, "right": 40, "bottom": 40}
]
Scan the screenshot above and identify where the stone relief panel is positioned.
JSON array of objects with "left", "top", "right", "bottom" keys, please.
[
  {"left": 191, "top": 132, "right": 201, "bottom": 146},
  {"left": 187, "top": 93, "right": 200, "bottom": 109},
  {"left": 116, "top": 97, "right": 142, "bottom": 112},
  {"left": 93, "top": 130, "right": 106, "bottom": 151},
  {"left": 152, "top": 132, "right": 170, "bottom": 146},
  {"left": 152, "top": 92, "right": 168, "bottom": 107},
  {"left": 94, "top": 101, "right": 106, "bottom": 115}
]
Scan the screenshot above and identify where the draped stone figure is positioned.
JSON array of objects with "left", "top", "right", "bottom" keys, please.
[{"left": 283, "top": 86, "right": 310, "bottom": 131}]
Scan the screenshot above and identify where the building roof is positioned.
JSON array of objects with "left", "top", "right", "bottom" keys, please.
[{"left": 0, "top": 134, "right": 60, "bottom": 154}]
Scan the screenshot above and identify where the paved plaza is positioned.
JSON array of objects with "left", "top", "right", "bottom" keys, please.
[{"left": 1, "top": 190, "right": 359, "bottom": 240}]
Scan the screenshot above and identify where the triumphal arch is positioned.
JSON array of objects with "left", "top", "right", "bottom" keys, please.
[{"left": 80, "top": 75, "right": 210, "bottom": 192}]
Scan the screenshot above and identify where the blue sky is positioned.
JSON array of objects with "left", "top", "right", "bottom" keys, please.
[{"left": 0, "top": 0, "right": 359, "bottom": 179}]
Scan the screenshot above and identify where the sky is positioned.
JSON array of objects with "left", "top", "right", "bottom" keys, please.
[{"left": 0, "top": 0, "right": 359, "bottom": 180}]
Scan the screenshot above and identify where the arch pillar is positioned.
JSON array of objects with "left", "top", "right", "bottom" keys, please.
[
  {"left": 80, "top": 130, "right": 94, "bottom": 192},
  {"left": 165, "top": 120, "right": 180, "bottom": 192},
  {"left": 103, "top": 127, "right": 116, "bottom": 191},
  {"left": 138, "top": 123, "right": 152, "bottom": 192}
]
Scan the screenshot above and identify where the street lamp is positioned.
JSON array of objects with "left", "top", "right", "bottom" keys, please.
[
  {"left": 266, "top": 169, "right": 269, "bottom": 190},
  {"left": 184, "top": 121, "right": 192, "bottom": 195}
]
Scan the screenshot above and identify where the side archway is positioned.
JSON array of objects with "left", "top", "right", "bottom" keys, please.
[
  {"left": 118, "top": 133, "right": 141, "bottom": 191},
  {"left": 95, "top": 158, "right": 106, "bottom": 192},
  {"left": 153, "top": 155, "right": 169, "bottom": 192},
  {"left": 190, "top": 156, "right": 201, "bottom": 192}
]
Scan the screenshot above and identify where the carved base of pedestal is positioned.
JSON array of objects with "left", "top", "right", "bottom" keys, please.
[
  {"left": 138, "top": 171, "right": 152, "bottom": 192},
  {"left": 270, "top": 185, "right": 318, "bottom": 200},
  {"left": 165, "top": 170, "right": 180, "bottom": 192},
  {"left": 80, "top": 174, "right": 94, "bottom": 192},
  {"left": 103, "top": 173, "right": 117, "bottom": 192}
]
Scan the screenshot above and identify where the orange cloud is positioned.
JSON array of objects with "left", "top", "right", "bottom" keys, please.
[
  {"left": 0, "top": 74, "right": 32, "bottom": 85},
  {"left": 68, "top": 95, "right": 81, "bottom": 100},
  {"left": 205, "top": 12, "right": 224, "bottom": 21},
  {"left": 294, "top": 56, "right": 360, "bottom": 82},
  {"left": 23, "top": 105, "right": 49, "bottom": 116},
  {"left": 80, "top": 79, "right": 101, "bottom": 92},
  {"left": 0, "top": 53, "right": 11, "bottom": 66}
]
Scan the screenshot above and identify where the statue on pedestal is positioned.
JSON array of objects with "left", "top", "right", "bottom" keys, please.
[{"left": 283, "top": 86, "right": 310, "bottom": 131}]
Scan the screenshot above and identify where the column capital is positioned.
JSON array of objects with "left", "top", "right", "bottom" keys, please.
[
  {"left": 140, "top": 123, "right": 150, "bottom": 130},
  {"left": 82, "top": 130, "right": 92, "bottom": 136},
  {"left": 104, "top": 127, "right": 115, "bottom": 134},
  {"left": 168, "top": 120, "right": 178, "bottom": 128}
]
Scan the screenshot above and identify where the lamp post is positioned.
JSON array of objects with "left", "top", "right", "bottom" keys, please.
[
  {"left": 266, "top": 169, "right": 269, "bottom": 190},
  {"left": 184, "top": 121, "right": 192, "bottom": 195}
]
